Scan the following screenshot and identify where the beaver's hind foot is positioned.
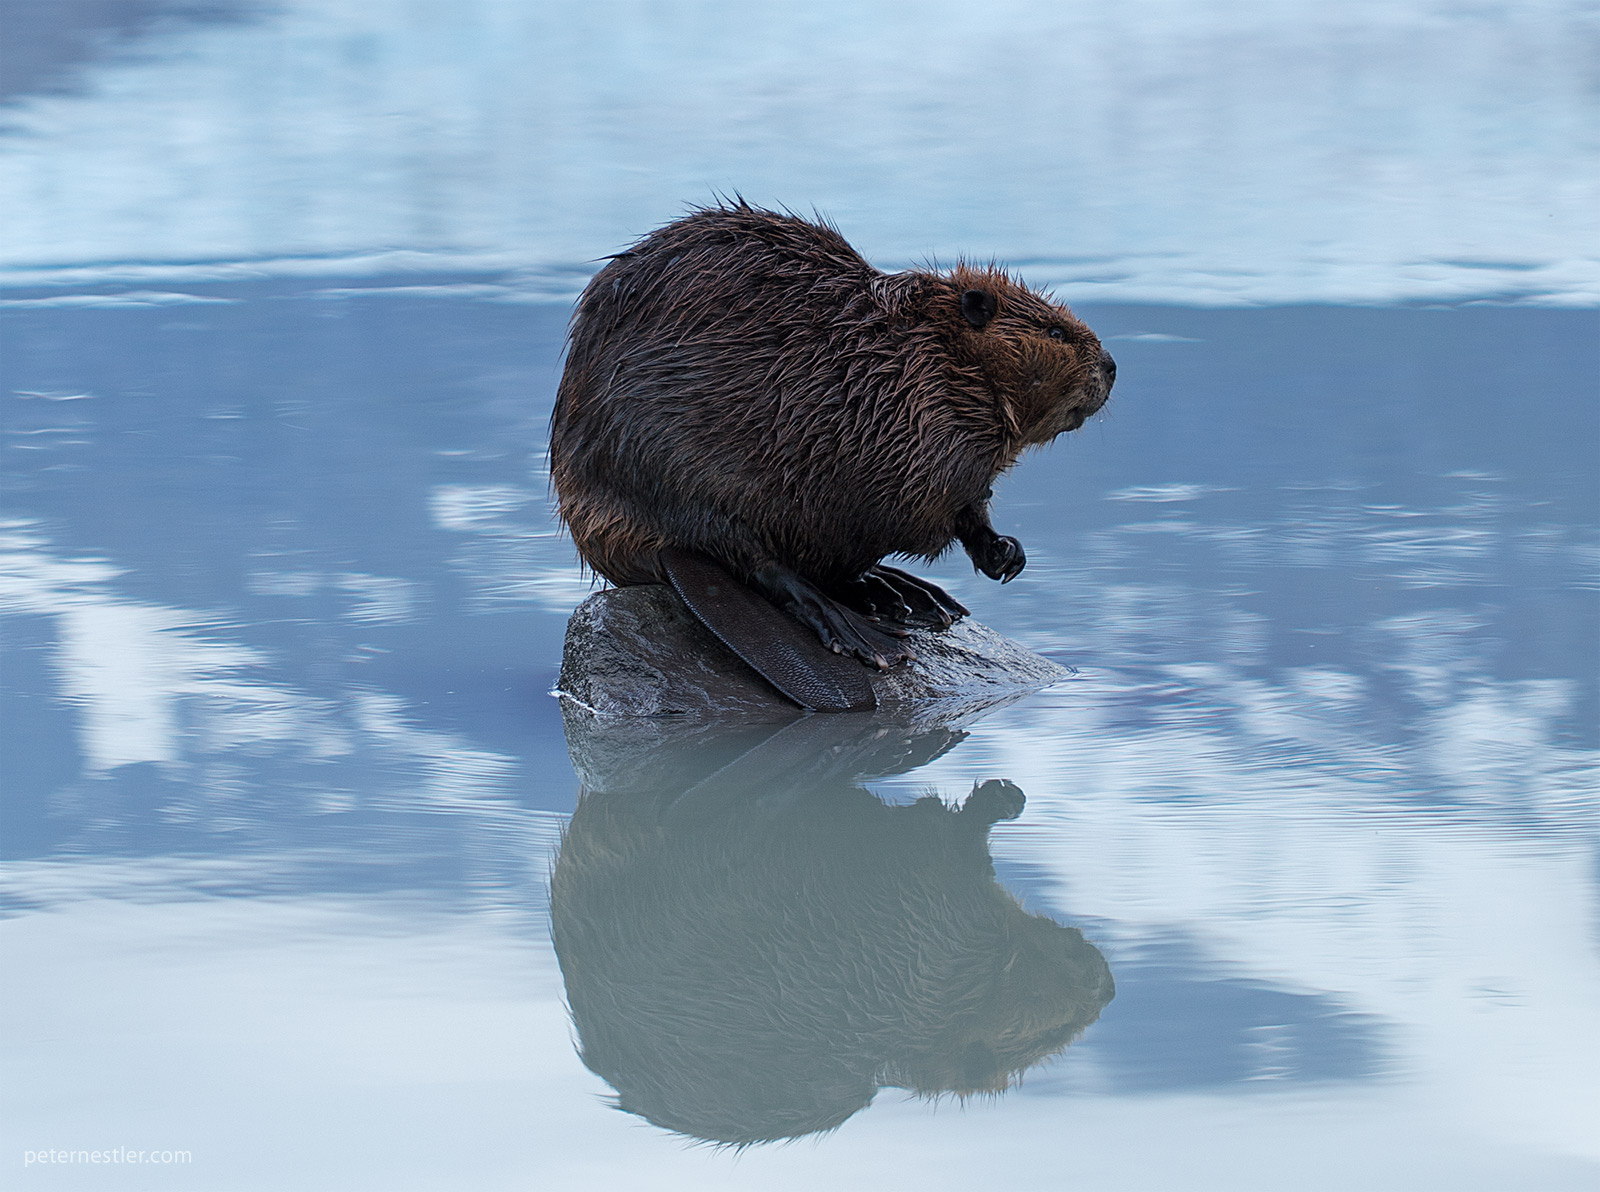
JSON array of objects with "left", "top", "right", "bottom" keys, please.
[
  {"left": 836, "top": 566, "right": 969, "bottom": 631},
  {"left": 751, "top": 563, "right": 915, "bottom": 671}
]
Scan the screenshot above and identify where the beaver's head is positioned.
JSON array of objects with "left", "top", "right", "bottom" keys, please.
[{"left": 940, "top": 265, "right": 1115, "bottom": 448}]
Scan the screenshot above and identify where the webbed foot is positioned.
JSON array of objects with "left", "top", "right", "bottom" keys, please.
[
  {"left": 751, "top": 563, "right": 914, "bottom": 671},
  {"left": 838, "top": 565, "right": 969, "bottom": 630}
]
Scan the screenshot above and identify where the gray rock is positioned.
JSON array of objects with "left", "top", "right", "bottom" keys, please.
[{"left": 555, "top": 584, "right": 1072, "bottom": 723}]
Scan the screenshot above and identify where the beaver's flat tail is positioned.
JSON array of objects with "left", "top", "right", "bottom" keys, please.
[{"left": 659, "top": 548, "right": 876, "bottom": 713}]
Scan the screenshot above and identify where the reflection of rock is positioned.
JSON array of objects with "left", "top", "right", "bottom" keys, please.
[
  {"left": 549, "top": 713, "right": 1113, "bottom": 1145},
  {"left": 559, "top": 700, "right": 970, "bottom": 800},
  {"left": 556, "top": 584, "right": 1071, "bottom": 719}
]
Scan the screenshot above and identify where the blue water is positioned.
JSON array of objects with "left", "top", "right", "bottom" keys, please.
[{"left": 2, "top": 4, "right": 1597, "bottom": 1190}]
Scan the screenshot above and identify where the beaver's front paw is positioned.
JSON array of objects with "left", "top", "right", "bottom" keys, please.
[{"left": 972, "top": 534, "right": 1026, "bottom": 583}]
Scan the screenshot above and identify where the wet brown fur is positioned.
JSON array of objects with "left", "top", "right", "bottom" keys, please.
[{"left": 550, "top": 202, "right": 1110, "bottom": 589}]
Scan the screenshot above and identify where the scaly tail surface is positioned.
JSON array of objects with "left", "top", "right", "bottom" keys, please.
[{"left": 660, "top": 548, "right": 877, "bottom": 713}]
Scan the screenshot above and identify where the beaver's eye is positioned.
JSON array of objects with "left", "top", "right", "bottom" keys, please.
[{"left": 1047, "top": 326, "right": 1066, "bottom": 340}]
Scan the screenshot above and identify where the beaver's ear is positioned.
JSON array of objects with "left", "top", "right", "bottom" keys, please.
[{"left": 961, "top": 289, "right": 998, "bottom": 329}]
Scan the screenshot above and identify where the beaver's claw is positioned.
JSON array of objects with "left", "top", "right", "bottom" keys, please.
[{"left": 971, "top": 534, "right": 1026, "bottom": 583}]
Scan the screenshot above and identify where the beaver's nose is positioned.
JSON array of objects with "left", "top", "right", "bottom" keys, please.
[{"left": 1098, "top": 348, "right": 1117, "bottom": 391}]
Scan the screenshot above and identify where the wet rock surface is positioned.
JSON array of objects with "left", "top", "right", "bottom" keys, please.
[{"left": 555, "top": 584, "right": 1071, "bottom": 723}]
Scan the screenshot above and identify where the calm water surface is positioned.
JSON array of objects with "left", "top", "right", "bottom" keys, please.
[{"left": 1, "top": 4, "right": 1597, "bottom": 1190}]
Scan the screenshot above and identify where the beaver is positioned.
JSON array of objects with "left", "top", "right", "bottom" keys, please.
[{"left": 550, "top": 201, "right": 1114, "bottom": 687}]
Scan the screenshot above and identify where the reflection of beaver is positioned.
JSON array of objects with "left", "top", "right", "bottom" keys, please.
[
  {"left": 550, "top": 202, "right": 1115, "bottom": 678},
  {"left": 549, "top": 778, "right": 1113, "bottom": 1145}
]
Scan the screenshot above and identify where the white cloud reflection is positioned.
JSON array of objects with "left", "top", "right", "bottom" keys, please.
[
  {"left": 0, "top": 524, "right": 515, "bottom": 808},
  {"left": 430, "top": 483, "right": 600, "bottom": 612}
]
